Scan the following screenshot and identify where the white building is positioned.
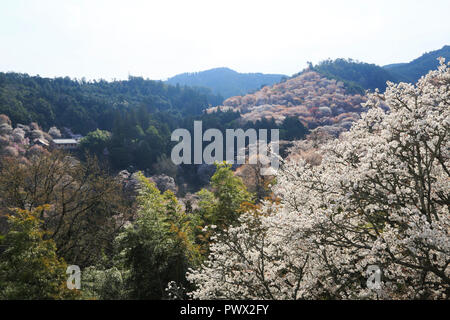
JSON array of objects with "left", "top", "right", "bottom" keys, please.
[{"left": 52, "top": 139, "right": 79, "bottom": 150}]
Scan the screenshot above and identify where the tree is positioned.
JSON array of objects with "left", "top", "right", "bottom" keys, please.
[
  {"left": 48, "top": 126, "right": 62, "bottom": 139},
  {"left": 235, "top": 156, "right": 274, "bottom": 202},
  {"left": 0, "top": 206, "right": 78, "bottom": 299},
  {"left": 80, "top": 265, "right": 130, "bottom": 300},
  {"left": 187, "top": 60, "right": 450, "bottom": 300},
  {"left": 118, "top": 173, "right": 200, "bottom": 299},
  {"left": 0, "top": 151, "right": 131, "bottom": 267},
  {"left": 191, "top": 162, "right": 254, "bottom": 259},
  {"left": 79, "top": 129, "right": 111, "bottom": 157},
  {"left": 197, "top": 162, "right": 253, "bottom": 228},
  {"left": 280, "top": 116, "right": 308, "bottom": 140}
]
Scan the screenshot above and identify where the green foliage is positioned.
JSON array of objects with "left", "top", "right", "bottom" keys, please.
[
  {"left": 0, "top": 71, "right": 305, "bottom": 176},
  {"left": 196, "top": 188, "right": 218, "bottom": 224},
  {"left": 241, "top": 116, "right": 309, "bottom": 142},
  {"left": 81, "top": 265, "right": 130, "bottom": 300},
  {"left": 208, "top": 162, "right": 253, "bottom": 227},
  {"left": 299, "top": 46, "right": 450, "bottom": 95},
  {"left": 0, "top": 73, "right": 222, "bottom": 134},
  {"left": 79, "top": 129, "right": 111, "bottom": 157},
  {"left": 308, "top": 58, "right": 398, "bottom": 93},
  {"left": 279, "top": 116, "right": 308, "bottom": 140},
  {"left": 105, "top": 106, "right": 175, "bottom": 171},
  {"left": 195, "top": 162, "right": 254, "bottom": 227},
  {"left": 118, "top": 173, "right": 200, "bottom": 299},
  {"left": 192, "top": 162, "right": 253, "bottom": 258},
  {"left": 0, "top": 206, "right": 79, "bottom": 300},
  {"left": 0, "top": 151, "right": 131, "bottom": 268}
]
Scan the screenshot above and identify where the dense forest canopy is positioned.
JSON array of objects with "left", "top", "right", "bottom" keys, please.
[
  {"left": 306, "top": 59, "right": 398, "bottom": 94},
  {"left": 304, "top": 45, "right": 450, "bottom": 94},
  {"left": 0, "top": 73, "right": 223, "bottom": 134}
]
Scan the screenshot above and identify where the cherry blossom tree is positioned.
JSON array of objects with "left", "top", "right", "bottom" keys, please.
[{"left": 187, "top": 59, "right": 450, "bottom": 300}]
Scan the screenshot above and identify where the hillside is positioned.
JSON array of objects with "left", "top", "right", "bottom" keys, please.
[
  {"left": 208, "top": 71, "right": 367, "bottom": 136},
  {"left": 383, "top": 45, "right": 450, "bottom": 83},
  {"left": 307, "top": 59, "right": 398, "bottom": 93},
  {"left": 166, "top": 67, "right": 286, "bottom": 99},
  {"left": 295, "top": 45, "right": 450, "bottom": 94},
  {"left": 0, "top": 73, "right": 222, "bottom": 134}
]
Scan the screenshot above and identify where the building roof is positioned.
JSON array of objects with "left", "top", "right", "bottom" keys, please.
[
  {"left": 53, "top": 139, "right": 79, "bottom": 144},
  {"left": 34, "top": 138, "right": 49, "bottom": 146}
]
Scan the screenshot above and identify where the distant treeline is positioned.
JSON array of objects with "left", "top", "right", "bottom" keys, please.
[
  {"left": 298, "top": 45, "right": 450, "bottom": 94},
  {"left": 0, "top": 73, "right": 224, "bottom": 134}
]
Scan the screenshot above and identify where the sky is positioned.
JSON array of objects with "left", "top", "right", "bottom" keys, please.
[{"left": 1, "top": 0, "right": 449, "bottom": 81}]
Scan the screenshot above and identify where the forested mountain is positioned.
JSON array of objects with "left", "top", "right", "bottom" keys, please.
[
  {"left": 306, "top": 59, "right": 398, "bottom": 94},
  {"left": 305, "top": 45, "right": 450, "bottom": 94},
  {"left": 0, "top": 73, "right": 309, "bottom": 191},
  {"left": 166, "top": 67, "right": 286, "bottom": 99},
  {"left": 2, "top": 45, "right": 446, "bottom": 138},
  {"left": 0, "top": 73, "right": 223, "bottom": 134},
  {"left": 0, "top": 45, "right": 448, "bottom": 188},
  {"left": 383, "top": 45, "right": 450, "bottom": 83},
  {"left": 208, "top": 71, "right": 367, "bottom": 136}
]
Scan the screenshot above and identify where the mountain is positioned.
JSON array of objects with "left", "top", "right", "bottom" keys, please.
[
  {"left": 166, "top": 67, "right": 286, "bottom": 99},
  {"left": 383, "top": 45, "right": 450, "bottom": 83},
  {"left": 205, "top": 45, "right": 450, "bottom": 140},
  {"left": 0, "top": 73, "right": 222, "bottom": 134},
  {"left": 382, "top": 63, "right": 407, "bottom": 69},
  {"left": 297, "top": 45, "right": 450, "bottom": 94},
  {"left": 306, "top": 58, "right": 399, "bottom": 94},
  {"left": 2, "top": 45, "right": 448, "bottom": 139},
  {"left": 207, "top": 71, "right": 367, "bottom": 136}
]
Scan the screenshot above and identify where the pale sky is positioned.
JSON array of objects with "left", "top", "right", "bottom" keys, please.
[{"left": 1, "top": 0, "right": 449, "bottom": 80}]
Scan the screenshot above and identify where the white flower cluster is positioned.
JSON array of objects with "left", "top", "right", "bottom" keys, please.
[{"left": 187, "top": 59, "right": 450, "bottom": 300}]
